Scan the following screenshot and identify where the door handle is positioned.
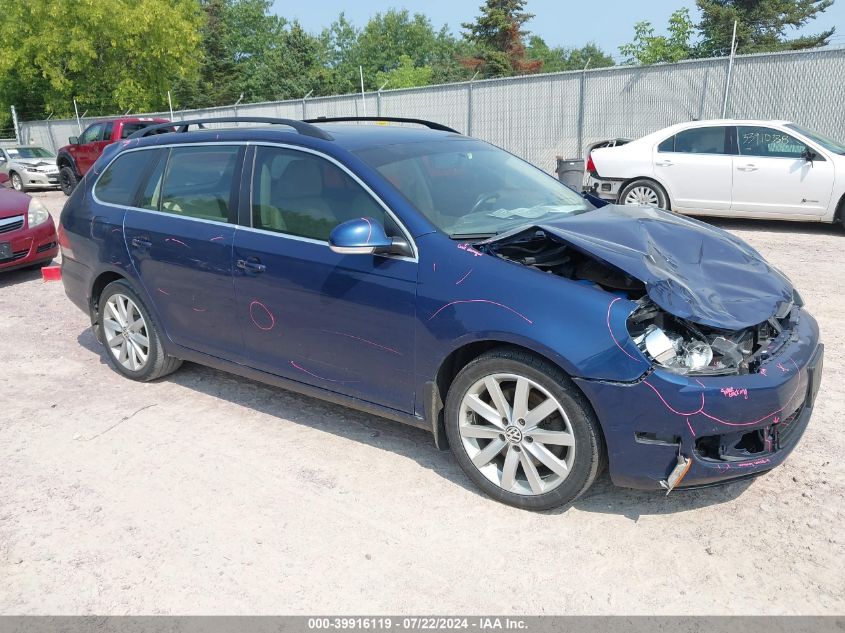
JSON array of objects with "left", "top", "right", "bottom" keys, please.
[
  {"left": 737, "top": 164, "right": 758, "bottom": 172},
  {"left": 131, "top": 236, "right": 152, "bottom": 249},
  {"left": 655, "top": 160, "right": 673, "bottom": 167},
  {"left": 236, "top": 258, "right": 266, "bottom": 273}
]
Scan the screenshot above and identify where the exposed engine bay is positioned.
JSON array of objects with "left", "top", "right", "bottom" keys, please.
[{"left": 480, "top": 227, "right": 798, "bottom": 376}]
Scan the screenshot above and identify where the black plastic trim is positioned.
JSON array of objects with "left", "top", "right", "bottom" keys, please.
[
  {"left": 305, "top": 116, "right": 460, "bottom": 134},
  {"left": 126, "top": 117, "right": 334, "bottom": 141}
]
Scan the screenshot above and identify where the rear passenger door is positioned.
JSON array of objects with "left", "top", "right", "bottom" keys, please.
[
  {"left": 232, "top": 145, "right": 417, "bottom": 413},
  {"left": 653, "top": 125, "right": 733, "bottom": 213},
  {"left": 122, "top": 144, "right": 245, "bottom": 358}
]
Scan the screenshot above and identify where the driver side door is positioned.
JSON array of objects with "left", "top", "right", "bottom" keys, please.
[
  {"left": 75, "top": 123, "right": 104, "bottom": 175},
  {"left": 232, "top": 145, "right": 418, "bottom": 413},
  {"left": 731, "top": 125, "right": 834, "bottom": 218}
]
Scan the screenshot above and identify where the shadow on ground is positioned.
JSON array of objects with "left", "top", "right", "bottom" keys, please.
[
  {"left": 76, "top": 326, "right": 757, "bottom": 519},
  {"left": 704, "top": 216, "right": 843, "bottom": 236},
  {"left": 0, "top": 266, "right": 44, "bottom": 289}
]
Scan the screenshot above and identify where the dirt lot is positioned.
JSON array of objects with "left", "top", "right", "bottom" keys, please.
[{"left": 1, "top": 190, "right": 843, "bottom": 615}]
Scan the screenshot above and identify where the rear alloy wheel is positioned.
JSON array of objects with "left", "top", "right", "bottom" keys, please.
[
  {"left": 59, "top": 166, "right": 78, "bottom": 196},
  {"left": 10, "top": 172, "right": 25, "bottom": 192},
  {"left": 98, "top": 280, "right": 182, "bottom": 381},
  {"left": 620, "top": 179, "right": 669, "bottom": 210},
  {"left": 445, "top": 349, "right": 605, "bottom": 510},
  {"left": 103, "top": 293, "right": 151, "bottom": 372}
]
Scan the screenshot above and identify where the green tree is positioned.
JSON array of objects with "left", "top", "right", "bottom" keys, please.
[
  {"left": 0, "top": 0, "right": 203, "bottom": 121},
  {"left": 619, "top": 8, "right": 696, "bottom": 64},
  {"left": 319, "top": 13, "right": 361, "bottom": 93},
  {"left": 696, "top": 0, "right": 835, "bottom": 56},
  {"left": 461, "top": 0, "right": 542, "bottom": 77},
  {"left": 526, "top": 37, "right": 615, "bottom": 72},
  {"left": 320, "top": 10, "right": 462, "bottom": 91},
  {"left": 175, "top": 0, "right": 333, "bottom": 107},
  {"left": 375, "top": 55, "right": 434, "bottom": 89}
]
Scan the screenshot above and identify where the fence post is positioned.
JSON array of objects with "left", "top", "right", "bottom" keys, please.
[
  {"left": 10, "top": 105, "right": 20, "bottom": 144},
  {"left": 302, "top": 90, "right": 313, "bottom": 119},
  {"left": 576, "top": 59, "right": 591, "bottom": 159},
  {"left": 376, "top": 81, "right": 388, "bottom": 117},
  {"left": 44, "top": 114, "right": 57, "bottom": 153},
  {"left": 722, "top": 20, "right": 738, "bottom": 118},
  {"left": 467, "top": 72, "right": 479, "bottom": 136}
]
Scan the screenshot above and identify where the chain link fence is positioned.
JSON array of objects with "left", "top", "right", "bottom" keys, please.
[{"left": 17, "top": 47, "right": 845, "bottom": 174}]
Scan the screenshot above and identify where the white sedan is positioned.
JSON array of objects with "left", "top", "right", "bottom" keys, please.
[{"left": 585, "top": 119, "right": 845, "bottom": 226}]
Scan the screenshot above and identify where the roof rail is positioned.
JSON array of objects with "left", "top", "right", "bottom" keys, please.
[
  {"left": 304, "top": 116, "right": 460, "bottom": 134},
  {"left": 126, "top": 117, "right": 334, "bottom": 140}
]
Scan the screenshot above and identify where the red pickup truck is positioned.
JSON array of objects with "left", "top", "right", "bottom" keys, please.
[{"left": 56, "top": 117, "right": 170, "bottom": 195}]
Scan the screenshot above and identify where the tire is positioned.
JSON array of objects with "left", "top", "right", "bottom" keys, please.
[
  {"left": 98, "top": 280, "right": 182, "bottom": 382},
  {"left": 444, "top": 348, "right": 605, "bottom": 511},
  {"left": 619, "top": 179, "right": 669, "bottom": 210},
  {"left": 10, "top": 171, "right": 25, "bottom": 192},
  {"left": 59, "top": 166, "right": 78, "bottom": 196}
]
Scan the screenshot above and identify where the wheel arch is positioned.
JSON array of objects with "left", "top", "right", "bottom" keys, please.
[
  {"left": 56, "top": 151, "right": 78, "bottom": 174},
  {"left": 834, "top": 191, "right": 845, "bottom": 227},
  {"left": 89, "top": 270, "right": 128, "bottom": 334},
  {"left": 427, "top": 339, "right": 602, "bottom": 451}
]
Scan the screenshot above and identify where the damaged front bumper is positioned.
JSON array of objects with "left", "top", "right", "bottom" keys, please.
[{"left": 574, "top": 309, "right": 823, "bottom": 490}]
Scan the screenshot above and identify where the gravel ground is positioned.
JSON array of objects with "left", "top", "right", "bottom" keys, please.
[{"left": 1, "top": 190, "right": 843, "bottom": 615}]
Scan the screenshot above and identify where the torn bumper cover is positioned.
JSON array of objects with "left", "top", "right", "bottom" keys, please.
[{"left": 574, "top": 310, "right": 823, "bottom": 490}]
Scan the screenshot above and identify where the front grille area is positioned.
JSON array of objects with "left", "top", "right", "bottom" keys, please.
[
  {"left": 0, "top": 249, "right": 29, "bottom": 264},
  {"left": 0, "top": 215, "right": 25, "bottom": 234},
  {"left": 775, "top": 405, "right": 804, "bottom": 448},
  {"left": 36, "top": 241, "right": 57, "bottom": 253}
]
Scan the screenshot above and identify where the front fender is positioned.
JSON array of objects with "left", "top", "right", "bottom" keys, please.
[
  {"left": 414, "top": 232, "right": 650, "bottom": 389},
  {"left": 56, "top": 150, "right": 79, "bottom": 175}
]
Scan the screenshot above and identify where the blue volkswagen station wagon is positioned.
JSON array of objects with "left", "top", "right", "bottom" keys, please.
[{"left": 59, "top": 117, "right": 824, "bottom": 510}]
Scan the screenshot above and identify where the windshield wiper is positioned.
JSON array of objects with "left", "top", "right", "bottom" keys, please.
[{"left": 450, "top": 233, "right": 496, "bottom": 240}]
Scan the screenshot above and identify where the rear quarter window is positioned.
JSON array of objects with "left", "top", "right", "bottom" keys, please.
[{"left": 94, "top": 150, "right": 158, "bottom": 206}]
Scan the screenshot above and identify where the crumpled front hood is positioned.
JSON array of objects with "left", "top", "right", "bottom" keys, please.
[
  {"left": 525, "top": 205, "right": 793, "bottom": 330},
  {"left": 13, "top": 158, "right": 56, "bottom": 168}
]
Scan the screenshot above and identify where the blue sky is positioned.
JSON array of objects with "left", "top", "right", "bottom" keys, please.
[{"left": 273, "top": 0, "right": 844, "bottom": 60}]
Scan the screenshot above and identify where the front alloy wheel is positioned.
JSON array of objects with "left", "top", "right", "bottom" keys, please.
[
  {"left": 445, "top": 349, "right": 605, "bottom": 510},
  {"left": 103, "top": 293, "right": 150, "bottom": 371},
  {"left": 11, "top": 172, "right": 24, "bottom": 192},
  {"left": 458, "top": 373, "right": 575, "bottom": 496}
]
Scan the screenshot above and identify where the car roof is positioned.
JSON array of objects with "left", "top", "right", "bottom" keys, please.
[
  {"left": 124, "top": 122, "right": 467, "bottom": 154},
  {"left": 628, "top": 119, "right": 796, "bottom": 145}
]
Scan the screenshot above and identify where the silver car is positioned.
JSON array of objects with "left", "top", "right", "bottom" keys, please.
[{"left": 0, "top": 146, "right": 61, "bottom": 191}]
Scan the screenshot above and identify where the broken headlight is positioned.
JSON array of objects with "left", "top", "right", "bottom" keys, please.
[{"left": 627, "top": 302, "right": 767, "bottom": 376}]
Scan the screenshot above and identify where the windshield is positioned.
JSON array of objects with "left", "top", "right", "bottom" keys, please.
[
  {"left": 8, "top": 147, "right": 54, "bottom": 159},
  {"left": 355, "top": 139, "right": 592, "bottom": 237},
  {"left": 786, "top": 124, "right": 845, "bottom": 155}
]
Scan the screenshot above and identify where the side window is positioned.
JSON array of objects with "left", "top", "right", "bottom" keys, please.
[
  {"left": 121, "top": 122, "right": 154, "bottom": 138},
  {"left": 672, "top": 126, "right": 728, "bottom": 155},
  {"left": 159, "top": 145, "right": 240, "bottom": 223},
  {"left": 657, "top": 136, "right": 675, "bottom": 152},
  {"left": 80, "top": 124, "right": 103, "bottom": 145},
  {"left": 252, "top": 146, "right": 386, "bottom": 241},
  {"left": 139, "top": 150, "right": 168, "bottom": 211},
  {"left": 94, "top": 150, "right": 157, "bottom": 206},
  {"left": 738, "top": 126, "right": 808, "bottom": 159},
  {"left": 100, "top": 122, "right": 114, "bottom": 142}
]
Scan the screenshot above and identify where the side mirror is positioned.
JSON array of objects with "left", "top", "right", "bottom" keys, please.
[
  {"left": 329, "top": 217, "right": 393, "bottom": 255},
  {"left": 801, "top": 147, "right": 817, "bottom": 162},
  {"left": 68, "top": 136, "right": 79, "bottom": 145}
]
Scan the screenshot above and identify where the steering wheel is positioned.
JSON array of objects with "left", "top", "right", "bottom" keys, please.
[{"left": 470, "top": 192, "right": 502, "bottom": 215}]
